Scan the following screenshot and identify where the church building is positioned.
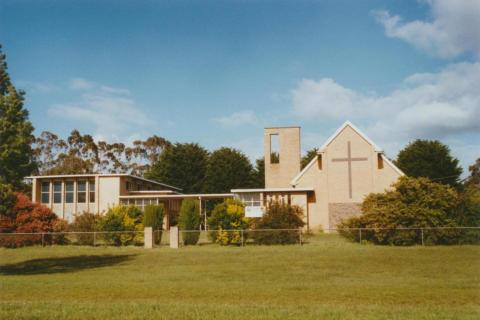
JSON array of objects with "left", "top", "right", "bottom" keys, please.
[
  {"left": 233, "top": 121, "right": 403, "bottom": 230},
  {"left": 28, "top": 121, "right": 402, "bottom": 231}
]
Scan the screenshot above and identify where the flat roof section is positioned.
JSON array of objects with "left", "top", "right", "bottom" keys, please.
[
  {"left": 26, "top": 173, "right": 182, "bottom": 191},
  {"left": 120, "top": 193, "right": 234, "bottom": 200}
]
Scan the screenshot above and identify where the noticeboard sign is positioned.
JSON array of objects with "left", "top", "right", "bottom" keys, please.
[{"left": 245, "top": 206, "right": 264, "bottom": 218}]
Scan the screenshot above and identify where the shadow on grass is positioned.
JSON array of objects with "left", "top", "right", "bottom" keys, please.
[{"left": 0, "top": 254, "right": 136, "bottom": 275}]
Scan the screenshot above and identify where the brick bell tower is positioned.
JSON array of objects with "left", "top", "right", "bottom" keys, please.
[{"left": 264, "top": 126, "right": 301, "bottom": 188}]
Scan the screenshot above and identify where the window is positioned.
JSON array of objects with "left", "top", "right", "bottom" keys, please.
[
  {"left": 77, "top": 181, "right": 86, "bottom": 203},
  {"left": 126, "top": 181, "right": 131, "bottom": 191},
  {"left": 65, "top": 181, "right": 74, "bottom": 203},
  {"left": 317, "top": 154, "right": 323, "bottom": 170},
  {"left": 53, "top": 182, "right": 62, "bottom": 203},
  {"left": 377, "top": 153, "right": 384, "bottom": 169},
  {"left": 89, "top": 180, "right": 95, "bottom": 203},
  {"left": 41, "top": 182, "right": 50, "bottom": 203},
  {"left": 270, "top": 134, "right": 280, "bottom": 164}
]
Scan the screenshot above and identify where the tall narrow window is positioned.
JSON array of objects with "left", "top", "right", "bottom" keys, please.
[
  {"left": 41, "top": 182, "right": 50, "bottom": 204},
  {"left": 317, "top": 154, "right": 323, "bottom": 170},
  {"left": 77, "top": 181, "right": 86, "bottom": 203},
  {"left": 377, "top": 153, "right": 384, "bottom": 169},
  {"left": 89, "top": 180, "right": 95, "bottom": 203},
  {"left": 65, "top": 181, "right": 74, "bottom": 203},
  {"left": 53, "top": 182, "right": 62, "bottom": 203},
  {"left": 270, "top": 134, "right": 280, "bottom": 164}
]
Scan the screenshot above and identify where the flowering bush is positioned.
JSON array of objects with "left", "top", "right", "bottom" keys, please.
[
  {"left": 208, "top": 199, "right": 248, "bottom": 245},
  {"left": 97, "top": 205, "right": 144, "bottom": 246}
]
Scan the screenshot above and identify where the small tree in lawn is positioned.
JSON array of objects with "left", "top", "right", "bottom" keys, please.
[
  {"left": 144, "top": 204, "right": 165, "bottom": 244},
  {"left": 178, "top": 199, "right": 200, "bottom": 245},
  {"left": 251, "top": 202, "right": 305, "bottom": 245}
]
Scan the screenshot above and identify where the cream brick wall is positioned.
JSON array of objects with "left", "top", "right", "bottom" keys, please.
[
  {"left": 294, "top": 124, "right": 402, "bottom": 230},
  {"left": 264, "top": 127, "right": 301, "bottom": 188}
]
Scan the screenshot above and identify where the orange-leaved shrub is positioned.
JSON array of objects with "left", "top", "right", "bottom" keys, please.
[{"left": 0, "top": 193, "right": 67, "bottom": 248}]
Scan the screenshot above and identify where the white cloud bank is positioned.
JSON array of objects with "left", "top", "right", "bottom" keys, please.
[
  {"left": 49, "top": 79, "right": 152, "bottom": 142},
  {"left": 291, "top": 62, "right": 480, "bottom": 170},
  {"left": 374, "top": 0, "right": 480, "bottom": 59}
]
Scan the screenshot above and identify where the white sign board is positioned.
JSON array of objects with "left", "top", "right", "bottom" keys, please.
[{"left": 245, "top": 206, "right": 264, "bottom": 218}]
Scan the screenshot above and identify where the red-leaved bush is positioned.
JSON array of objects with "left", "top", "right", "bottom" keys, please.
[{"left": 0, "top": 193, "right": 68, "bottom": 248}]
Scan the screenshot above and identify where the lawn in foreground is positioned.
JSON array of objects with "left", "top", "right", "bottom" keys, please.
[{"left": 1, "top": 235, "right": 479, "bottom": 320}]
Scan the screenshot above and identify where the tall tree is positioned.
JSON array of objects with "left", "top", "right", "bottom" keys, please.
[
  {"left": 395, "top": 139, "right": 463, "bottom": 187},
  {"left": 466, "top": 158, "right": 480, "bottom": 187},
  {"left": 0, "top": 45, "right": 35, "bottom": 189},
  {"left": 146, "top": 143, "right": 208, "bottom": 193},
  {"left": 33, "top": 130, "right": 170, "bottom": 175},
  {"left": 204, "top": 147, "right": 254, "bottom": 193},
  {"left": 251, "top": 157, "right": 265, "bottom": 188},
  {"left": 301, "top": 148, "right": 318, "bottom": 169}
]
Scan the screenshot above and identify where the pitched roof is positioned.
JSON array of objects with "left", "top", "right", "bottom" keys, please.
[{"left": 290, "top": 120, "right": 403, "bottom": 185}]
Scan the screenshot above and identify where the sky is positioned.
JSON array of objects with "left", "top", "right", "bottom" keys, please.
[{"left": 1, "top": 0, "right": 479, "bottom": 175}]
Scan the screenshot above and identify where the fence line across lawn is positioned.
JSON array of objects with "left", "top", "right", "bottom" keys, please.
[{"left": 0, "top": 227, "right": 479, "bottom": 247}]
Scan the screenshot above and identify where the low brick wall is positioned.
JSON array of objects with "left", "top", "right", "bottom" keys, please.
[{"left": 328, "top": 203, "right": 362, "bottom": 229}]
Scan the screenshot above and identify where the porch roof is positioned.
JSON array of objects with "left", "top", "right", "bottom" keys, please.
[
  {"left": 231, "top": 187, "right": 314, "bottom": 193},
  {"left": 119, "top": 193, "right": 234, "bottom": 200}
]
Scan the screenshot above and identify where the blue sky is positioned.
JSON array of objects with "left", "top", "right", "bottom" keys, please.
[{"left": 1, "top": 0, "right": 479, "bottom": 173}]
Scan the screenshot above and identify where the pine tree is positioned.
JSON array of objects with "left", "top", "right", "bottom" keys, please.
[{"left": 0, "top": 45, "right": 36, "bottom": 189}]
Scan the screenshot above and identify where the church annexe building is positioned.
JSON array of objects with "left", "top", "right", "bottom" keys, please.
[{"left": 28, "top": 121, "right": 402, "bottom": 231}]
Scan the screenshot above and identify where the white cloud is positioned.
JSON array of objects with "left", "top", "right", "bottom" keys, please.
[
  {"left": 373, "top": 0, "right": 480, "bottom": 58},
  {"left": 290, "top": 62, "right": 480, "bottom": 172},
  {"left": 69, "top": 78, "right": 95, "bottom": 90},
  {"left": 49, "top": 79, "right": 153, "bottom": 142},
  {"left": 17, "top": 80, "right": 58, "bottom": 94},
  {"left": 213, "top": 110, "right": 259, "bottom": 127}
]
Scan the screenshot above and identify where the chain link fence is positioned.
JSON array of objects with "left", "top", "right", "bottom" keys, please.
[{"left": 0, "top": 227, "right": 479, "bottom": 248}]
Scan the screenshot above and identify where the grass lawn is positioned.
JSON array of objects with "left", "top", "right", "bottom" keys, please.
[{"left": 1, "top": 235, "right": 479, "bottom": 319}]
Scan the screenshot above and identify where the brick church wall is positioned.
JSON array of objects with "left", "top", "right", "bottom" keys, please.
[{"left": 328, "top": 203, "right": 362, "bottom": 229}]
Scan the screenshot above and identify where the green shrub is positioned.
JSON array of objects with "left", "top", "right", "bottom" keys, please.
[
  {"left": 70, "top": 212, "right": 99, "bottom": 245},
  {"left": 207, "top": 199, "right": 248, "bottom": 245},
  {"left": 251, "top": 202, "right": 305, "bottom": 245},
  {"left": 178, "top": 199, "right": 200, "bottom": 245},
  {"left": 338, "top": 177, "right": 461, "bottom": 245},
  {"left": 144, "top": 204, "right": 165, "bottom": 244},
  {"left": 97, "top": 205, "right": 144, "bottom": 246}
]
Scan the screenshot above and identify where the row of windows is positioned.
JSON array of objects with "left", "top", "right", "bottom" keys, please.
[
  {"left": 125, "top": 181, "right": 155, "bottom": 191},
  {"left": 41, "top": 181, "right": 95, "bottom": 204}
]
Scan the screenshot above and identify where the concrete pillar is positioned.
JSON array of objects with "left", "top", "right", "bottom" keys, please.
[
  {"left": 32, "top": 178, "right": 38, "bottom": 203},
  {"left": 169, "top": 226, "right": 179, "bottom": 249},
  {"left": 144, "top": 227, "right": 153, "bottom": 249}
]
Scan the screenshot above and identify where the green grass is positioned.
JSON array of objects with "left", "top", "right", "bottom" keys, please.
[{"left": 1, "top": 235, "right": 479, "bottom": 319}]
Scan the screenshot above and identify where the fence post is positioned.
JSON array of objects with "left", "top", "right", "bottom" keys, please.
[
  {"left": 41, "top": 233, "right": 45, "bottom": 247},
  {"left": 144, "top": 227, "right": 153, "bottom": 249},
  {"left": 359, "top": 229, "right": 362, "bottom": 244},
  {"left": 241, "top": 229, "right": 244, "bottom": 247},
  {"left": 170, "top": 226, "right": 179, "bottom": 249},
  {"left": 299, "top": 228, "right": 303, "bottom": 245},
  {"left": 421, "top": 228, "right": 424, "bottom": 246},
  {"left": 93, "top": 232, "right": 96, "bottom": 247}
]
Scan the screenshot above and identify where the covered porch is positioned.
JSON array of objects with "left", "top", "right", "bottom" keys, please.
[
  {"left": 119, "top": 193, "right": 234, "bottom": 230},
  {"left": 231, "top": 187, "right": 315, "bottom": 229}
]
